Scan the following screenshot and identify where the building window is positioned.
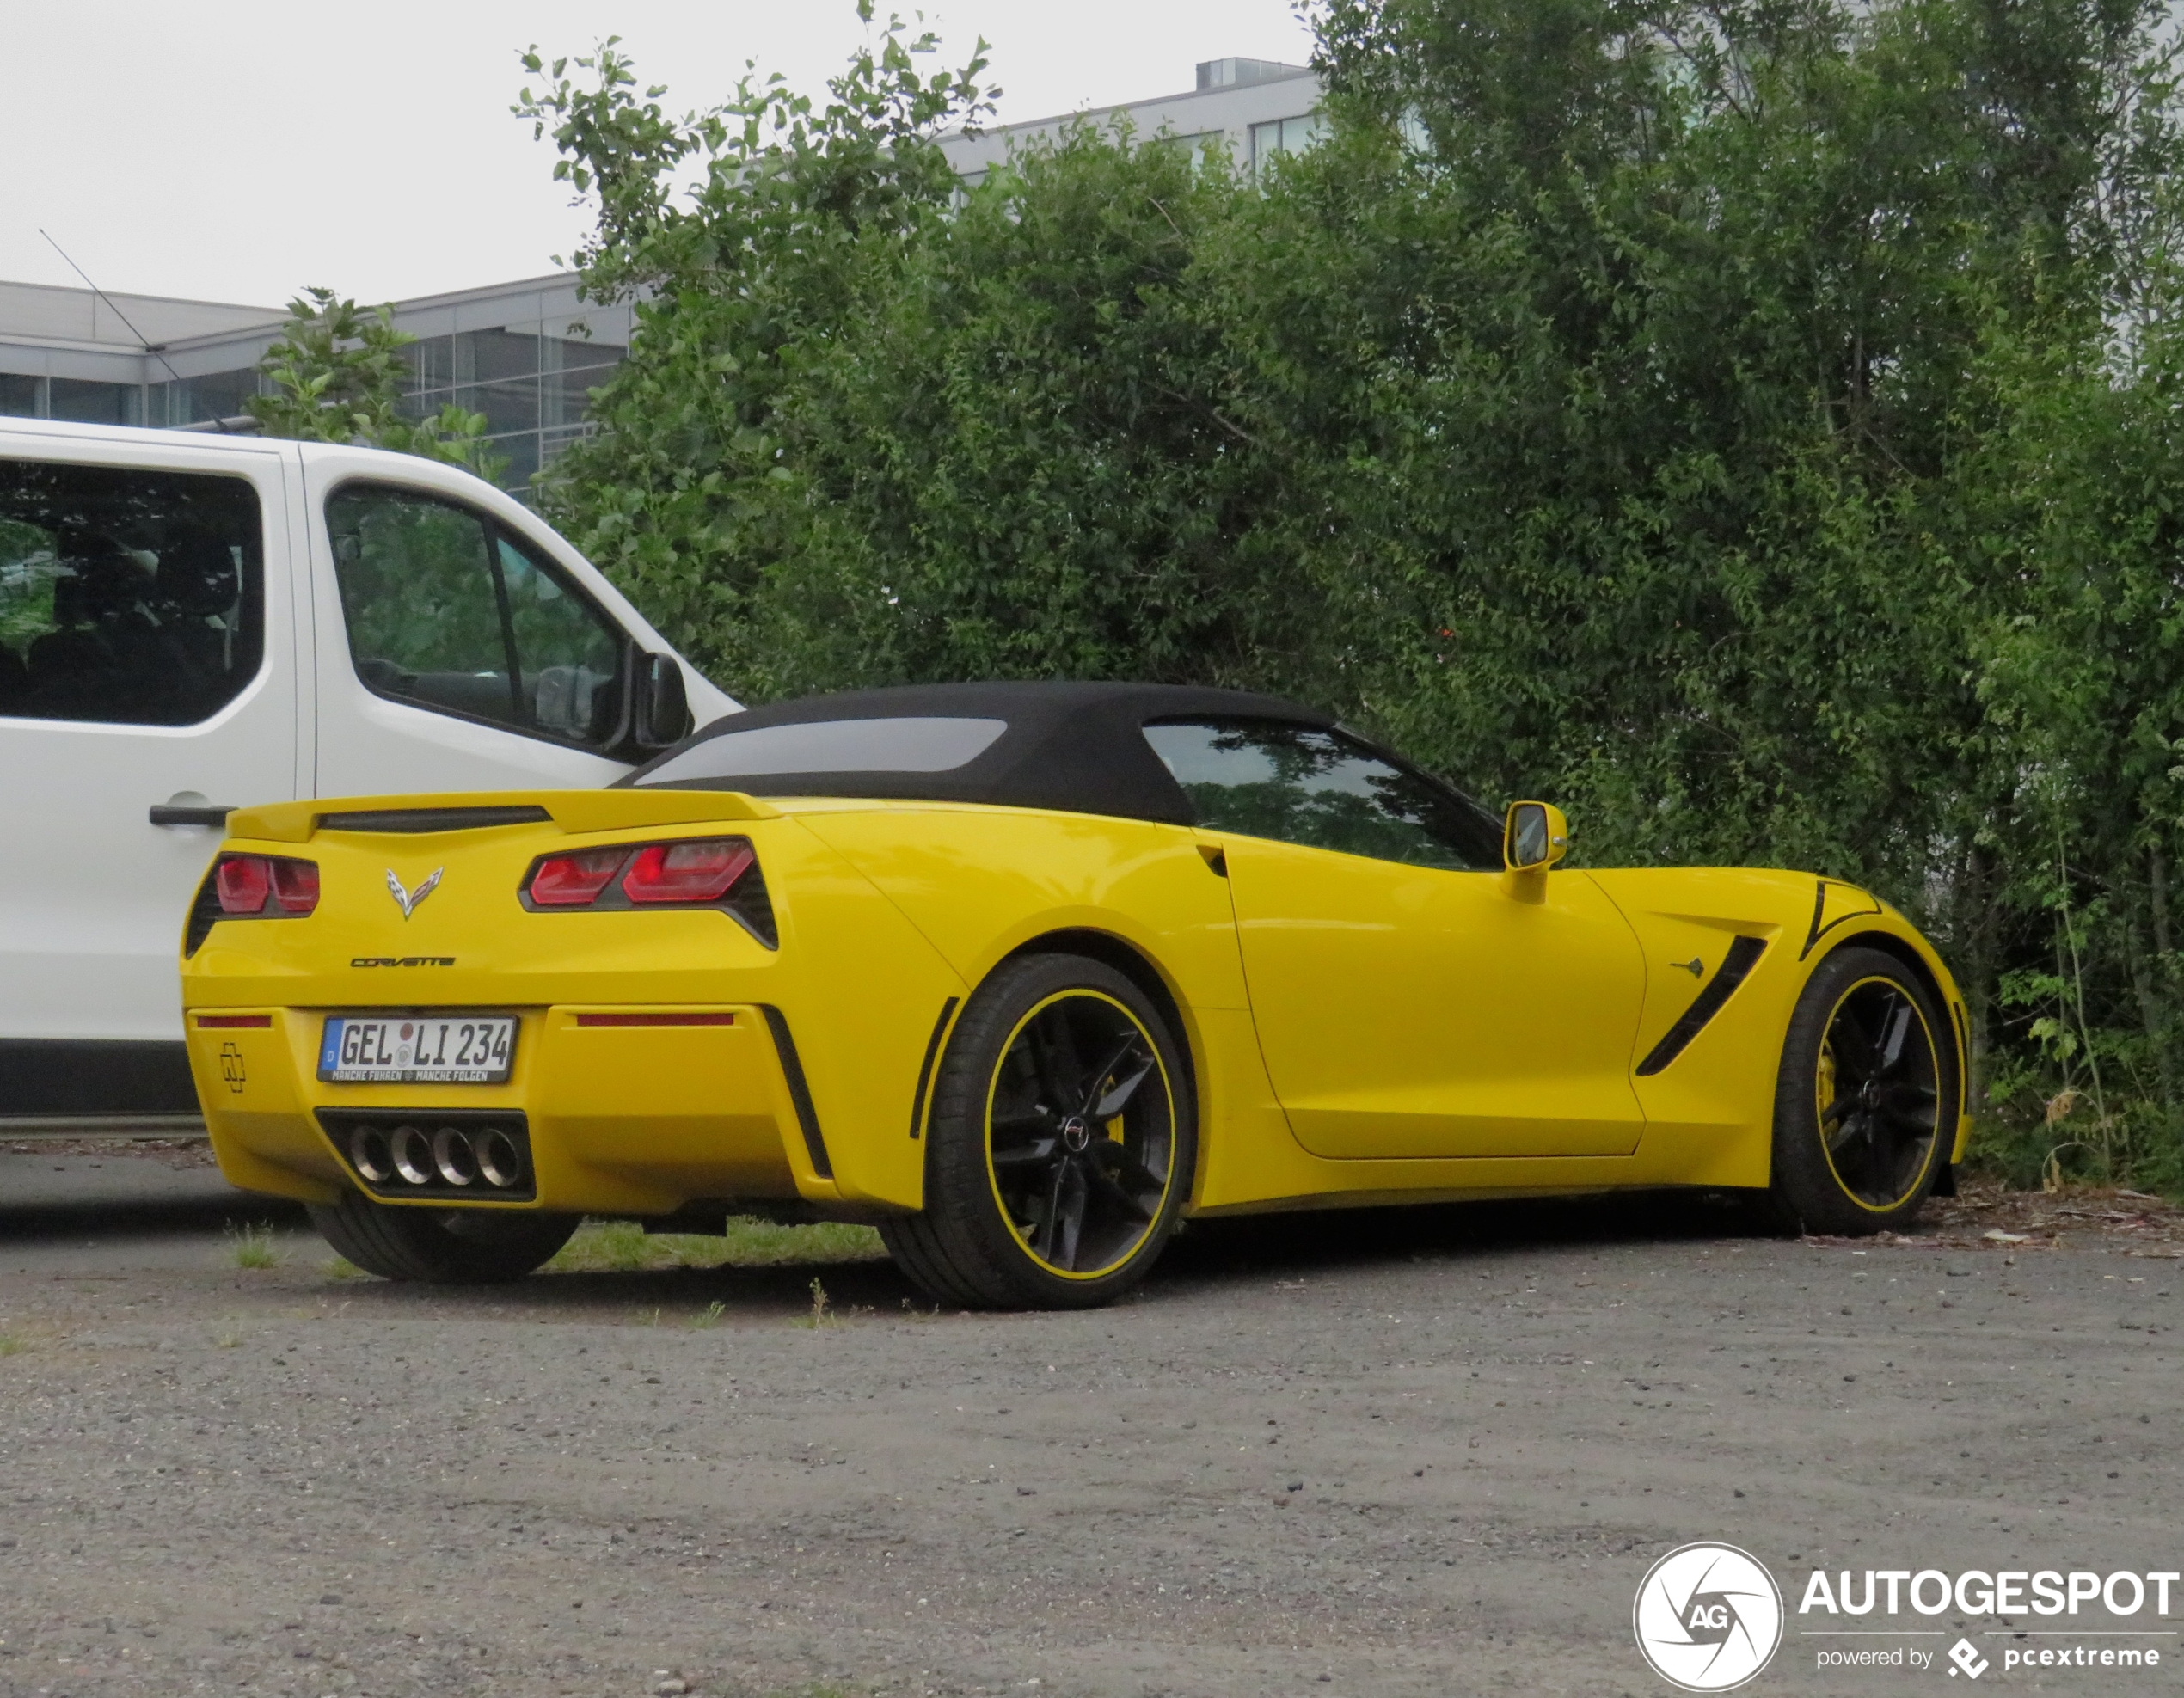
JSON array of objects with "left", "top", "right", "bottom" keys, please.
[
  {"left": 147, "top": 369, "right": 261, "bottom": 428},
  {"left": 46, "top": 379, "right": 143, "bottom": 427},
  {"left": 399, "top": 325, "right": 626, "bottom": 495},
  {"left": 1154, "top": 130, "right": 1231, "bottom": 173},
  {"left": 1249, "top": 113, "right": 1327, "bottom": 174},
  {"left": 0, "top": 374, "right": 40, "bottom": 420}
]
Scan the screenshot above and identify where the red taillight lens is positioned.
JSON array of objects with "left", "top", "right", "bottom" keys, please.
[
  {"left": 213, "top": 855, "right": 317, "bottom": 917},
  {"left": 270, "top": 859, "right": 318, "bottom": 913},
  {"left": 528, "top": 848, "right": 630, "bottom": 906},
  {"left": 621, "top": 838, "right": 756, "bottom": 904},
  {"left": 215, "top": 855, "right": 270, "bottom": 914}
]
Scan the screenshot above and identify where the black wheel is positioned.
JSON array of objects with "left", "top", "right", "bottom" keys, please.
[
  {"left": 1768, "top": 947, "right": 1953, "bottom": 1235},
  {"left": 880, "top": 953, "right": 1195, "bottom": 1310},
  {"left": 309, "top": 1191, "right": 578, "bottom": 1283}
]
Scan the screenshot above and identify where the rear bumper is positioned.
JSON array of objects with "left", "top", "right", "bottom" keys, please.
[{"left": 186, "top": 1005, "right": 841, "bottom": 1216}]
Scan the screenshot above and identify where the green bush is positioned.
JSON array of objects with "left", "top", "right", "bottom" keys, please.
[{"left": 519, "top": 0, "right": 2184, "bottom": 1193}]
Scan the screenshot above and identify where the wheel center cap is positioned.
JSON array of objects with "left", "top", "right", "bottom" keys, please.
[{"left": 1059, "top": 1116, "right": 1091, "bottom": 1153}]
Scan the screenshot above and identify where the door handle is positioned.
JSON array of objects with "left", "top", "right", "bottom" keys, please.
[{"left": 149, "top": 804, "right": 235, "bottom": 828}]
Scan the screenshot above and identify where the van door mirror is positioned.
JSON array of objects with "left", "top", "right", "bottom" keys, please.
[
  {"left": 1503, "top": 800, "right": 1569, "bottom": 872},
  {"left": 632, "top": 652, "right": 691, "bottom": 751}
]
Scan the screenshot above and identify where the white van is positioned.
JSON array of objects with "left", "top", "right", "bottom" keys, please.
[{"left": 0, "top": 419, "right": 735, "bottom": 1128}]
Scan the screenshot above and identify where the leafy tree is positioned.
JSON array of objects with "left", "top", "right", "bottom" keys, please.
[
  {"left": 523, "top": 0, "right": 2184, "bottom": 1188},
  {"left": 248, "top": 287, "right": 505, "bottom": 480}
]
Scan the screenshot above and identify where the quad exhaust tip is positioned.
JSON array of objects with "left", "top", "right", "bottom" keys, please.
[{"left": 349, "top": 1123, "right": 526, "bottom": 1192}]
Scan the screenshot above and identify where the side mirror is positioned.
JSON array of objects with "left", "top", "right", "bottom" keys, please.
[
  {"left": 1503, "top": 800, "right": 1569, "bottom": 873},
  {"left": 631, "top": 652, "right": 692, "bottom": 751}
]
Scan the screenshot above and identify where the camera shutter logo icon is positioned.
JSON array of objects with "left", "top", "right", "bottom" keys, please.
[{"left": 1633, "top": 1542, "right": 1784, "bottom": 1692}]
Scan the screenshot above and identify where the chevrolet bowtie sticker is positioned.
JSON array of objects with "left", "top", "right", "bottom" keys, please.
[{"left": 385, "top": 867, "right": 444, "bottom": 920}]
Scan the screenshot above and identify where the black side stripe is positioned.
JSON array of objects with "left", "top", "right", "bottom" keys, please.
[
  {"left": 1800, "top": 877, "right": 1885, "bottom": 960},
  {"left": 1635, "top": 936, "right": 1770, "bottom": 1076},
  {"left": 908, "top": 996, "right": 959, "bottom": 1140},
  {"left": 759, "top": 1006, "right": 832, "bottom": 1179}
]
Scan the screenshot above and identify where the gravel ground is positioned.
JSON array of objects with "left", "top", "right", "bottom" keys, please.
[{"left": 0, "top": 1150, "right": 2177, "bottom": 1697}]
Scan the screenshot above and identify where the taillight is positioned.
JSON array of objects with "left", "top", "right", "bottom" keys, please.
[
  {"left": 270, "top": 859, "right": 318, "bottom": 912},
  {"left": 215, "top": 856, "right": 269, "bottom": 914},
  {"left": 621, "top": 839, "right": 755, "bottom": 904},
  {"left": 528, "top": 847, "right": 629, "bottom": 906},
  {"left": 519, "top": 837, "right": 768, "bottom": 941},
  {"left": 213, "top": 855, "right": 319, "bottom": 918}
]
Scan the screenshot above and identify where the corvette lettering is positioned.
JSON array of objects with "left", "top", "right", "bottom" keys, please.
[{"left": 350, "top": 956, "right": 456, "bottom": 968}]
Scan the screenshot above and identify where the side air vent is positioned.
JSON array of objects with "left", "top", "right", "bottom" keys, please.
[
  {"left": 1635, "top": 936, "right": 1769, "bottom": 1076},
  {"left": 316, "top": 806, "right": 553, "bottom": 834},
  {"left": 317, "top": 1108, "right": 536, "bottom": 1201}
]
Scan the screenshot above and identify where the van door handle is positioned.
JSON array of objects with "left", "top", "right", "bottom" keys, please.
[{"left": 149, "top": 805, "right": 235, "bottom": 828}]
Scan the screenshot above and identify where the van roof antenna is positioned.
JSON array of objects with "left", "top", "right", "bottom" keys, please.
[{"left": 38, "top": 230, "right": 236, "bottom": 433}]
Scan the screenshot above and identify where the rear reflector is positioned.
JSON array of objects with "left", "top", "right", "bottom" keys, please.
[
  {"left": 574, "top": 1011, "right": 738, "bottom": 1027},
  {"left": 621, "top": 838, "right": 755, "bottom": 904},
  {"left": 195, "top": 1014, "right": 273, "bottom": 1028},
  {"left": 528, "top": 847, "right": 629, "bottom": 906}
]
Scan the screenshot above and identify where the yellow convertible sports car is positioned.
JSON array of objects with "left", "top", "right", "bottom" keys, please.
[{"left": 181, "top": 682, "right": 1968, "bottom": 1308}]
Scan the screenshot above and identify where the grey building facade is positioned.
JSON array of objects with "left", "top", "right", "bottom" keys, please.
[
  {"left": 0, "top": 275, "right": 632, "bottom": 491},
  {"left": 0, "top": 58, "right": 1322, "bottom": 490},
  {"left": 939, "top": 57, "right": 1323, "bottom": 184}
]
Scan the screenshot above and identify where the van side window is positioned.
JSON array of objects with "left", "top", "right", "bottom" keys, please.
[
  {"left": 0, "top": 460, "right": 264, "bottom": 726},
  {"left": 326, "top": 485, "right": 626, "bottom": 746}
]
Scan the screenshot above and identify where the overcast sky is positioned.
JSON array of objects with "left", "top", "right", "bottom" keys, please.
[{"left": 3, "top": 1, "right": 1316, "bottom": 312}]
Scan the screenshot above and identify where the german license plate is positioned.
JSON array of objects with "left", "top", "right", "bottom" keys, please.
[{"left": 318, "top": 1015, "right": 516, "bottom": 1084}]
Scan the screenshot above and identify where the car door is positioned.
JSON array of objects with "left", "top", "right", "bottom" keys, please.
[
  {"left": 0, "top": 433, "right": 302, "bottom": 1117},
  {"left": 302, "top": 465, "right": 683, "bottom": 796},
  {"left": 1144, "top": 720, "right": 1648, "bottom": 1159}
]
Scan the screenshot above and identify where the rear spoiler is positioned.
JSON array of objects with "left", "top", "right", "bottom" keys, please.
[{"left": 226, "top": 789, "right": 778, "bottom": 844}]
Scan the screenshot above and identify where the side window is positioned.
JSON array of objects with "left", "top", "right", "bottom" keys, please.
[
  {"left": 0, "top": 459, "right": 263, "bottom": 726},
  {"left": 325, "top": 485, "right": 626, "bottom": 746},
  {"left": 1143, "top": 719, "right": 1505, "bottom": 871},
  {"left": 495, "top": 534, "right": 624, "bottom": 741}
]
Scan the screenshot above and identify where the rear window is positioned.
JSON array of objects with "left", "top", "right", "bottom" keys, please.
[{"left": 635, "top": 715, "right": 1008, "bottom": 787}]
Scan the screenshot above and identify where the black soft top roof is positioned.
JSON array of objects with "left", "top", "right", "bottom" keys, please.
[{"left": 620, "top": 681, "right": 1334, "bottom": 824}]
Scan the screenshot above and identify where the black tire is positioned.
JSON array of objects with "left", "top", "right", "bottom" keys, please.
[
  {"left": 309, "top": 1190, "right": 578, "bottom": 1284},
  {"left": 880, "top": 952, "right": 1197, "bottom": 1310},
  {"left": 1768, "top": 946, "right": 1954, "bottom": 1235}
]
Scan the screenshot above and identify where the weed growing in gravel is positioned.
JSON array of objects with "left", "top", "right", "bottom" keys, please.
[
  {"left": 796, "top": 1277, "right": 837, "bottom": 1329},
  {"left": 547, "top": 1217, "right": 884, "bottom": 1273},
  {"left": 213, "top": 1332, "right": 241, "bottom": 1349},
  {"left": 323, "top": 1257, "right": 363, "bottom": 1281},
  {"left": 225, "top": 1223, "right": 281, "bottom": 1269},
  {"left": 0, "top": 1331, "right": 28, "bottom": 1356},
  {"left": 690, "top": 1300, "right": 726, "bottom": 1330}
]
